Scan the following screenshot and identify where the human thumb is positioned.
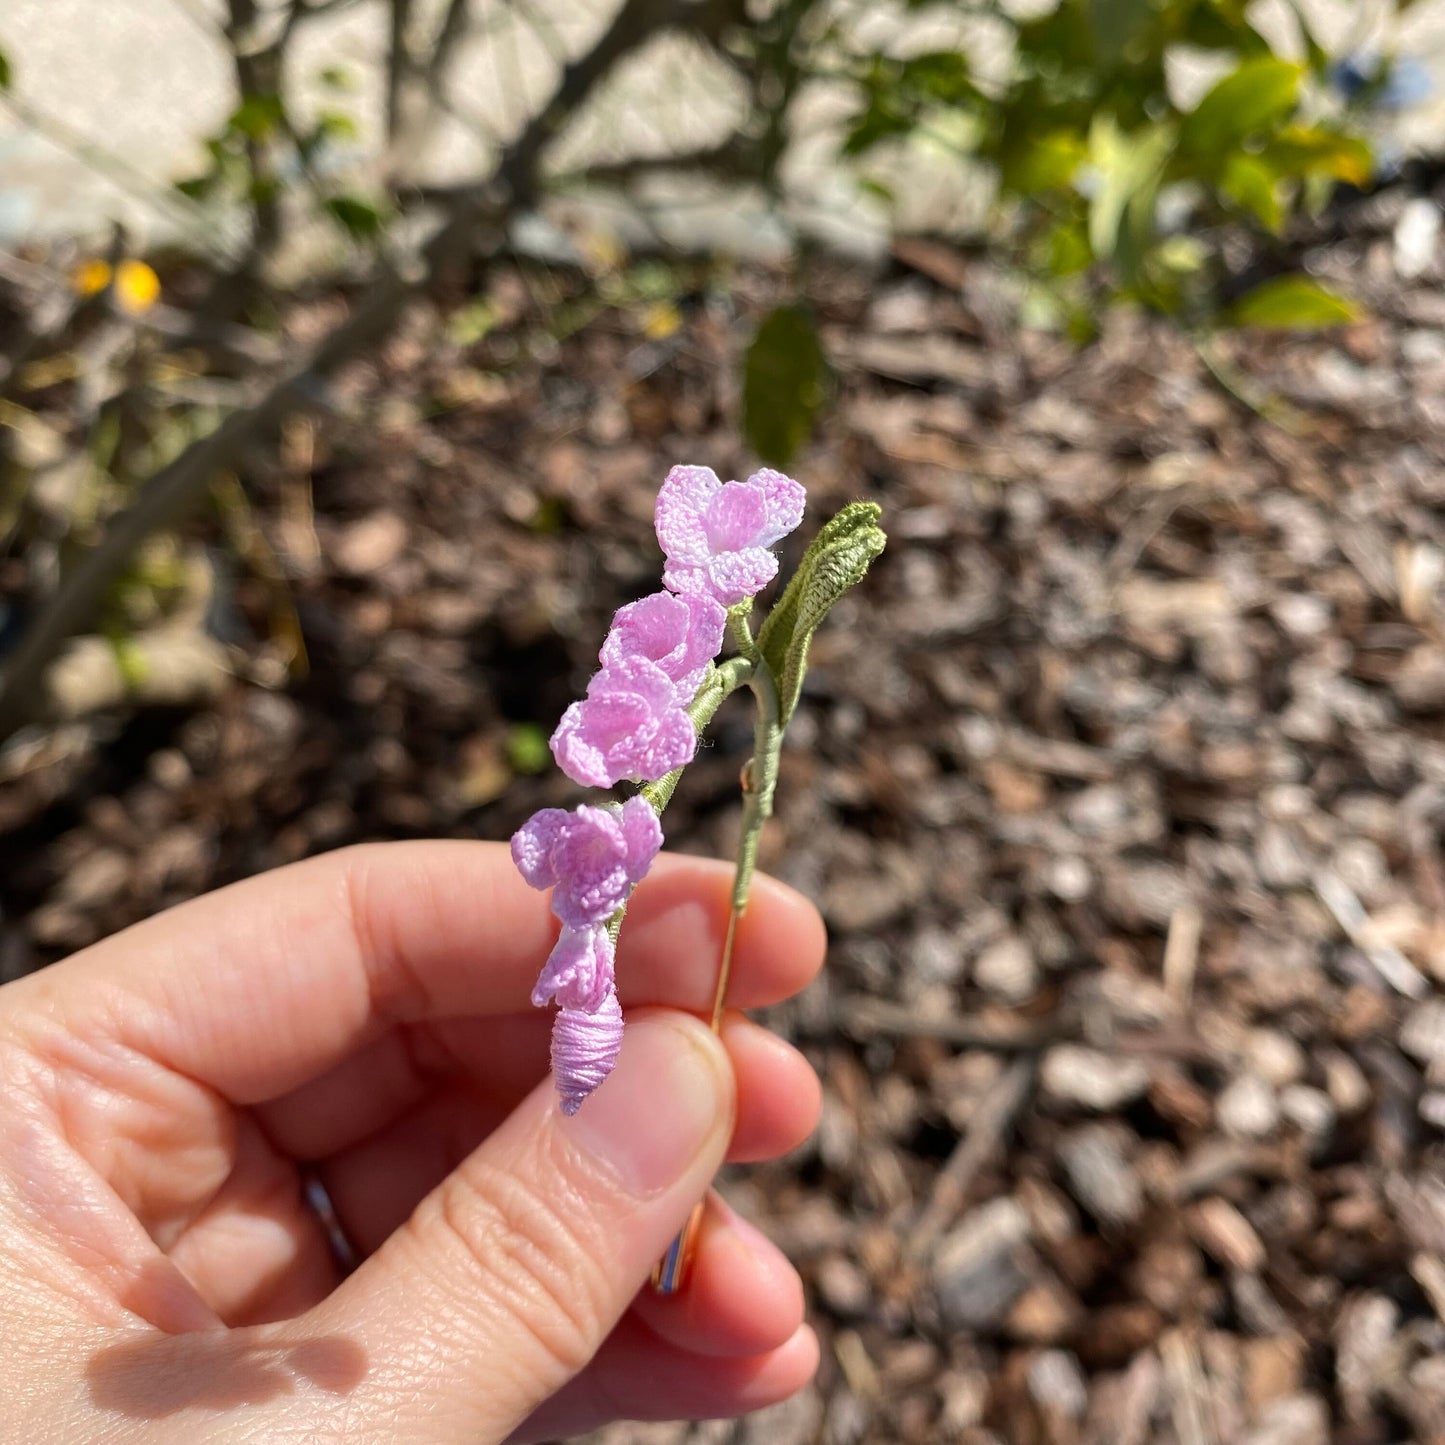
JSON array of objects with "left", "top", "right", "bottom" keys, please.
[{"left": 287, "top": 1010, "right": 734, "bottom": 1442}]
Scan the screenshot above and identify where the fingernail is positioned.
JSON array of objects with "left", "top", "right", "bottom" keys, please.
[{"left": 562, "top": 1013, "right": 730, "bottom": 1196}]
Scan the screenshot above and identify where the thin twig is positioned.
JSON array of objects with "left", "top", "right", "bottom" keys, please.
[
  {"left": 839, "top": 996, "right": 1057, "bottom": 1051},
  {"left": 1162, "top": 904, "right": 1203, "bottom": 1007},
  {"left": 908, "top": 1058, "right": 1037, "bottom": 1258},
  {"left": 424, "top": 0, "right": 475, "bottom": 89},
  {"left": 547, "top": 140, "right": 754, "bottom": 192},
  {"left": 838, "top": 995, "right": 1213, "bottom": 1062},
  {"left": 1192, "top": 334, "right": 1308, "bottom": 435}
]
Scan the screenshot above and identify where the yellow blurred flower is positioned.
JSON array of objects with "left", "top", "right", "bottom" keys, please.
[
  {"left": 642, "top": 301, "right": 682, "bottom": 340},
  {"left": 72, "top": 259, "right": 161, "bottom": 315}
]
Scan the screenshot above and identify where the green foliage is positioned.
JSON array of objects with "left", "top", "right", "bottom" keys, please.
[
  {"left": 1177, "top": 59, "right": 1302, "bottom": 159},
  {"left": 742, "top": 306, "right": 828, "bottom": 469},
  {"left": 757, "top": 502, "right": 887, "bottom": 724},
  {"left": 322, "top": 193, "right": 387, "bottom": 240},
  {"left": 1227, "top": 274, "right": 1359, "bottom": 328},
  {"left": 174, "top": 72, "right": 375, "bottom": 251},
  {"left": 506, "top": 724, "right": 552, "bottom": 775},
  {"left": 0, "top": 46, "right": 13, "bottom": 92},
  {"left": 842, "top": 0, "right": 1375, "bottom": 328}
]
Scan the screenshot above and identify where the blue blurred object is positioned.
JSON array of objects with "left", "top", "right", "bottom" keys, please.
[{"left": 1329, "top": 53, "right": 1434, "bottom": 112}]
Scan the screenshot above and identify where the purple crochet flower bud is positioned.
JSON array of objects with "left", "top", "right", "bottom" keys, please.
[
  {"left": 600, "top": 590, "right": 726, "bottom": 699},
  {"left": 550, "top": 657, "right": 697, "bottom": 788},
  {"left": 552, "top": 990, "right": 624, "bottom": 1115},
  {"left": 511, "top": 795, "right": 662, "bottom": 928},
  {"left": 655, "top": 464, "right": 807, "bottom": 606},
  {"left": 531, "top": 922, "right": 615, "bottom": 1011}
]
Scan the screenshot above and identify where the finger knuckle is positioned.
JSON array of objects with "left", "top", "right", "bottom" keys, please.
[{"left": 426, "top": 1154, "right": 606, "bottom": 1383}]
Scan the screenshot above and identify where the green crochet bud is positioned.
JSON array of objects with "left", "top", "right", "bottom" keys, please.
[{"left": 756, "top": 501, "right": 887, "bottom": 724}]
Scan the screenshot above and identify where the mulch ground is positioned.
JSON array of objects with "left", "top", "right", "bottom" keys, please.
[{"left": 3, "top": 199, "right": 1445, "bottom": 1444}]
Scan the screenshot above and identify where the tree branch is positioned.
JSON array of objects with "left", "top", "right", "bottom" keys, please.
[
  {"left": 0, "top": 0, "right": 695, "bottom": 739},
  {"left": 384, "top": 0, "right": 416, "bottom": 146},
  {"left": 424, "top": 0, "right": 475, "bottom": 90}
]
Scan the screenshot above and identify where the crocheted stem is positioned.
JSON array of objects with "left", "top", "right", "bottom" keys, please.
[{"left": 654, "top": 659, "right": 784, "bottom": 1295}]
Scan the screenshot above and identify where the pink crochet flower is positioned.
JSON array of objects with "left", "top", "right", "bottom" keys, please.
[
  {"left": 531, "top": 923, "right": 614, "bottom": 1011},
  {"left": 510, "top": 795, "right": 662, "bottom": 928},
  {"left": 550, "top": 657, "right": 697, "bottom": 788},
  {"left": 600, "top": 590, "right": 726, "bottom": 699},
  {"left": 552, "top": 990, "right": 624, "bottom": 1115},
  {"left": 655, "top": 465, "right": 807, "bottom": 606}
]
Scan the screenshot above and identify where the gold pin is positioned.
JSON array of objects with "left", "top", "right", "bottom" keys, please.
[
  {"left": 649, "top": 896, "right": 743, "bottom": 1295},
  {"left": 650, "top": 1199, "right": 705, "bottom": 1293}
]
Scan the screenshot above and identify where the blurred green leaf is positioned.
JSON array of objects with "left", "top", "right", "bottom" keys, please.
[
  {"left": 174, "top": 174, "right": 216, "bottom": 201},
  {"left": 1016, "top": 5, "right": 1094, "bottom": 77},
  {"left": 898, "top": 51, "right": 979, "bottom": 105},
  {"left": 1228, "top": 275, "right": 1360, "bottom": 329},
  {"left": 1064, "top": 302, "right": 1100, "bottom": 345},
  {"left": 841, "top": 58, "right": 912, "bottom": 156},
  {"left": 107, "top": 629, "right": 150, "bottom": 691},
  {"left": 742, "top": 305, "right": 828, "bottom": 470},
  {"left": 323, "top": 194, "right": 385, "bottom": 239},
  {"left": 842, "top": 101, "right": 909, "bottom": 157},
  {"left": 1000, "top": 129, "right": 1087, "bottom": 195},
  {"left": 1087, "top": 116, "right": 1173, "bottom": 271},
  {"left": 315, "top": 109, "right": 360, "bottom": 143},
  {"left": 507, "top": 724, "right": 552, "bottom": 775},
  {"left": 526, "top": 497, "right": 565, "bottom": 535},
  {"left": 1263, "top": 125, "right": 1372, "bottom": 186},
  {"left": 843, "top": 50, "right": 983, "bottom": 157},
  {"left": 1087, "top": 0, "right": 1153, "bottom": 65},
  {"left": 1043, "top": 218, "right": 1093, "bottom": 278},
  {"left": 448, "top": 297, "right": 498, "bottom": 346},
  {"left": 1181, "top": 0, "right": 1272, "bottom": 55},
  {"left": 1153, "top": 235, "right": 1208, "bottom": 274},
  {"left": 1179, "top": 58, "right": 1301, "bottom": 159},
  {"left": 0, "top": 47, "right": 12, "bottom": 92},
  {"left": 1220, "top": 152, "right": 1284, "bottom": 233},
  {"left": 628, "top": 261, "right": 681, "bottom": 301},
  {"left": 229, "top": 93, "right": 285, "bottom": 142}
]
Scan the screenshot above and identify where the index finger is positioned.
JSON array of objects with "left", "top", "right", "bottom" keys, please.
[{"left": 6, "top": 841, "right": 825, "bottom": 1106}]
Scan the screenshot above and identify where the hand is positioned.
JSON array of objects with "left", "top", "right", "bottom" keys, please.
[{"left": 0, "top": 841, "right": 825, "bottom": 1442}]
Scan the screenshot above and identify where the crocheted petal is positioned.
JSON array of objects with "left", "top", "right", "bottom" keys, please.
[
  {"left": 705, "top": 547, "right": 779, "bottom": 607},
  {"left": 550, "top": 805, "right": 632, "bottom": 926},
  {"left": 591, "top": 655, "right": 683, "bottom": 712},
  {"left": 618, "top": 795, "right": 663, "bottom": 881},
  {"left": 661, "top": 561, "right": 711, "bottom": 597},
  {"left": 746, "top": 468, "right": 807, "bottom": 546},
  {"left": 552, "top": 991, "right": 625, "bottom": 1115},
  {"left": 679, "top": 594, "right": 727, "bottom": 675},
  {"left": 532, "top": 925, "right": 616, "bottom": 1012},
  {"left": 600, "top": 591, "right": 688, "bottom": 674},
  {"left": 509, "top": 808, "right": 570, "bottom": 889},
  {"left": 655, "top": 465, "right": 719, "bottom": 565},
  {"left": 704, "top": 482, "right": 769, "bottom": 552},
  {"left": 636, "top": 706, "right": 699, "bottom": 781},
  {"left": 550, "top": 700, "right": 618, "bottom": 788}
]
